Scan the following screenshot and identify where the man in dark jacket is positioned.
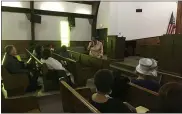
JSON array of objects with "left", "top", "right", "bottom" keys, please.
[
  {"left": 3, "top": 45, "right": 40, "bottom": 91},
  {"left": 4, "top": 45, "right": 28, "bottom": 74}
]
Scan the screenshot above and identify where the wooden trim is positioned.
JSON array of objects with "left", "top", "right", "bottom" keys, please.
[
  {"left": 110, "top": 64, "right": 181, "bottom": 79},
  {"left": 67, "top": 1, "right": 93, "bottom": 5},
  {"left": 30, "top": 1, "right": 35, "bottom": 41},
  {"left": 91, "top": 1, "right": 100, "bottom": 37},
  {"left": 34, "top": 9, "right": 94, "bottom": 19},
  {"left": 53, "top": 53, "right": 76, "bottom": 63},
  {"left": 176, "top": 1, "right": 182, "bottom": 34},
  {"left": 1, "top": 6, "right": 94, "bottom": 19},
  {"left": 129, "top": 83, "right": 159, "bottom": 96},
  {"left": 60, "top": 80, "right": 100, "bottom": 113},
  {"left": 1, "top": 6, "right": 30, "bottom": 13}
]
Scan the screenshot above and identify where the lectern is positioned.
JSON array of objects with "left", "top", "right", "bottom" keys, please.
[{"left": 107, "top": 35, "right": 125, "bottom": 60}]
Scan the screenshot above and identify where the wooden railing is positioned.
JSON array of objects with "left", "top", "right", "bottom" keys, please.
[
  {"left": 60, "top": 80, "right": 100, "bottom": 113},
  {"left": 129, "top": 83, "right": 159, "bottom": 96}
]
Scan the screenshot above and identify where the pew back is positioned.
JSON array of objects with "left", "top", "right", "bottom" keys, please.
[
  {"left": 159, "top": 71, "right": 182, "bottom": 85},
  {"left": 126, "top": 83, "right": 159, "bottom": 110},
  {"left": 60, "top": 80, "right": 100, "bottom": 113},
  {"left": 2, "top": 95, "right": 40, "bottom": 113},
  {"left": 52, "top": 53, "right": 91, "bottom": 86},
  {"left": 80, "top": 54, "right": 91, "bottom": 67},
  {"left": 69, "top": 50, "right": 81, "bottom": 61}
]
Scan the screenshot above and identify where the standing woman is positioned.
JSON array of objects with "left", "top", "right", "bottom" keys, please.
[{"left": 87, "top": 37, "right": 103, "bottom": 58}]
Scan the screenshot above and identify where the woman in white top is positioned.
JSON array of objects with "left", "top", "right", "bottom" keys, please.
[
  {"left": 87, "top": 37, "right": 103, "bottom": 58},
  {"left": 41, "top": 48, "right": 65, "bottom": 70},
  {"left": 41, "top": 48, "right": 73, "bottom": 83}
]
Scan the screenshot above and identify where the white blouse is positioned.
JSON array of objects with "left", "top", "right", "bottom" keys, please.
[{"left": 41, "top": 57, "right": 65, "bottom": 70}]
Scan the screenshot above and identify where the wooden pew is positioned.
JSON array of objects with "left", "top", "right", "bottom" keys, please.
[
  {"left": 26, "top": 49, "right": 62, "bottom": 91},
  {"left": 52, "top": 53, "right": 92, "bottom": 86},
  {"left": 60, "top": 79, "right": 100, "bottom": 113},
  {"left": 69, "top": 50, "right": 81, "bottom": 61},
  {"left": 1, "top": 86, "right": 40, "bottom": 113},
  {"left": 1, "top": 53, "right": 29, "bottom": 97},
  {"left": 85, "top": 78, "right": 159, "bottom": 111},
  {"left": 126, "top": 83, "right": 159, "bottom": 111},
  {"left": 159, "top": 71, "right": 182, "bottom": 85},
  {"left": 110, "top": 63, "right": 182, "bottom": 85},
  {"left": 75, "top": 87, "right": 92, "bottom": 101},
  {"left": 2, "top": 96, "right": 40, "bottom": 113},
  {"left": 69, "top": 50, "right": 111, "bottom": 69}
]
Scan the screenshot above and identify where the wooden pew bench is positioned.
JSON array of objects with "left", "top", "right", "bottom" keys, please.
[
  {"left": 126, "top": 83, "right": 159, "bottom": 111},
  {"left": 53, "top": 53, "right": 92, "bottom": 86},
  {"left": 2, "top": 96, "right": 40, "bottom": 113},
  {"left": 1, "top": 53, "right": 29, "bottom": 97},
  {"left": 158, "top": 71, "right": 182, "bottom": 85},
  {"left": 60, "top": 79, "right": 100, "bottom": 113},
  {"left": 26, "top": 49, "right": 64, "bottom": 91},
  {"left": 2, "top": 89, "right": 40, "bottom": 113},
  {"left": 69, "top": 50, "right": 81, "bottom": 61},
  {"left": 85, "top": 78, "right": 160, "bottom": 111}
]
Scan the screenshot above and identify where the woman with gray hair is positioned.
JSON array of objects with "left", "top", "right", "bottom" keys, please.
[{"left": 131, "top": 58, "right": 160, "bottom": 92}]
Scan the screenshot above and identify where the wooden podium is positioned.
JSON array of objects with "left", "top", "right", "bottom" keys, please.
[{"left": 107, "top": 35, "right": 125, "bottom": 60}]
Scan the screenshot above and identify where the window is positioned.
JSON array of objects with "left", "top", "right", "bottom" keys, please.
[{"left": 60, "top": 21, "right": 70, "bottom": 47}]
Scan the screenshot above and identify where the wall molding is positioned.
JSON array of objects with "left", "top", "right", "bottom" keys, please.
[
  {"left": 34, "top": 9, "right": 94, "bottom": 19},
  {"left": 1, "top": 6, "right": 94, "bottom": 19},
  {"left": 2, "top": 6, "right": 30, "bottom": 13}
]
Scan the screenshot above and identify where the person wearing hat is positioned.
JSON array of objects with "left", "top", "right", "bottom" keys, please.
[
  {"left": 87, "top": 37, "right": 103, "bottom": 58},
  {"left": 131, "top": 58, "right": 160, "bottom": 92}
]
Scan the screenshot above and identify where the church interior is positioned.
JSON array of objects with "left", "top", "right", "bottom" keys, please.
[{"left": 1, "top": 1, "right": 182, "bottom": 113}]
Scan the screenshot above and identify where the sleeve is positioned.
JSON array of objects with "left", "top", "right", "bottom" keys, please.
[
  {"left": 87, "top": 42, "right": 92, "bottom": 51},
  {"left": 100, "top": 42, "right": 104, "bottom": 56}
]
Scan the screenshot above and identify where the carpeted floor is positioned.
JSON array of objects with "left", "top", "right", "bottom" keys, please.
[{"left": 38, "top": 94, "right": 63, "bottom": 113}]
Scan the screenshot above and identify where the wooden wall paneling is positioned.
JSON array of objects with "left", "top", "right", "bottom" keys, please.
[
  {"left": 135, "top": 36, "right": 160, "bottom": 57},
  {"left": 173, "top": 35, "right": 182, "bottom": 75},
  {"left": 158, "top": 35, "right": 174, "bottom": 73},
  {"left": 2, "top": 40, "right": 31, "bottom": 54},
  {"left": 176, "top": 1, "right": 182, "bottom": 34},
  {"left": 1, "top": 40, "right": 90, "bottom": 54}
]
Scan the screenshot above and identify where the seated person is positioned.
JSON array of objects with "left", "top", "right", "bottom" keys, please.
[
  {"left": 59, "top": 45, "right": 71, "bottom": 58},
  {"left": 158, "top": 82, "right": 182, "bottom": 113},
  {"left": 87, "top": 37, "right": 103, "bottom": 58},
  {"left": 41, "top": 48, "right": 66, "bottom": 71},
  {"left": 41, "top": 48, "right": 73, "bottom": 84},
  {"left": 3, "top": 45, "right": 40, "bottom": 91},
  {"left": 49, "top": 44, "right": 55, "bottom": 52},
  {"left": 110, "top": 71, "right": 130, "bottom": 101},
  {"left": 131, "top": 58, "right": 160, "bottom": 92},
  {"left": 33, "top": 45, "right": 44, "bottom": 60},
  {"left": 90, "top": 69, "right": 131, "bottom": 113},
  {"left": 4, "top": 45, "right": 28, "bottom": 74}
]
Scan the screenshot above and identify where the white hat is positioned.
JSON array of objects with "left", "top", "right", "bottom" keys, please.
[{"left": 136, "top": 58, "right": 158, "bottom": 77}]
